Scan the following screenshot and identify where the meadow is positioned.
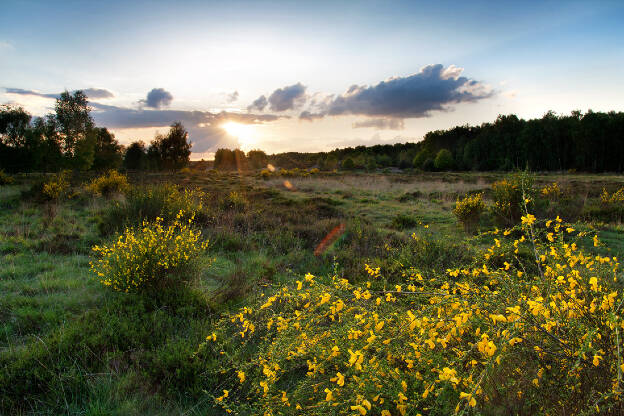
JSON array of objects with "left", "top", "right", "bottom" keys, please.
[{"left": 2, "top": 168, "right": 624, "bottom": 415}]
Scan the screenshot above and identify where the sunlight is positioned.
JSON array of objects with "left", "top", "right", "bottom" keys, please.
[{"left": 221, "top": 121, "right": 255, "bottom": 149}]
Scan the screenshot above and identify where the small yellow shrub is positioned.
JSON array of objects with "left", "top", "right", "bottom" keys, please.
[
  {"left": 260, "top": 169, "right": 272, "bottom": 179},
  {"left": 42, "top": 170, "right": 71, "bottom": 201},
  {"left": 453, "top": 192, "right": 484, "bottom": 232},
  {"left": 85, "top": 170, "right": 129, "bottom": 196},
  {"left": 601, "top": 187, "right": 624, "bottom": 204},
  {"left": 541, "top": 182, "right": 561, "bottom": 199},
  {"left": 90, "top": 212, "right": 208, "bottom": 293}
]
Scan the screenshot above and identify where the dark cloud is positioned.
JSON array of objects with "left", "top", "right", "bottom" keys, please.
[
  {"left": 299, "top": 111, "right": 325, "bottom": 121},
  {"left": 140, "top": 88, "right": 173, "bottom": 109},
  {"left": 90, "top": 103, "right": 284, "bottom": 153},
  {"left": 4, "top": 87, "right": 114, "bottom": 100},
  {"left": 268, "top": 82, "right": 306, "bottom": 111},
  {"left": 324, "top": 64, "right": 492, "bottom": 118},
  {"left": 226, "top": 91, "right": 239, "bottom": 103},
  {"left": 247, "top": 95, "right": 268, "bottom": 112},
  {"left": 352, "top": 118, "right": 404, "bottom": 130}
]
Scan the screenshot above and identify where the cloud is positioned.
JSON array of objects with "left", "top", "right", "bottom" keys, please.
[
  {"left": 226, "top": 91, "right": 239, "bottom": 103},
  {"left": 4, "top": 87, "right": 114, "bottom": 100},
  {"left": 82, "top": 88, "right": 114, "bottom": 99},
  {"left": 352, "top": 118, "right": 404, "bottom": 130},
  {"left": 268, "top": 82, "right": 306, "bottom": 111},
  {"left": 90, "top": 102, "right": 284, "bottom": 153},
  {"left": 247, "top": 95, "right": 267, "bottom": 111},
  {"left": 140, "top": 88, "right": 173, "bottom": 109},
  {"left": 299, "top": 111, "right": 325, "bottom": 121},
  {"left": 322, "top": 64, "right": 492, "bottom": 118}
]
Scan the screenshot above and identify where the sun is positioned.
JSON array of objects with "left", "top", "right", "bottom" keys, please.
[{"left": 221, "top": 122, "right": 255, "bottom": 149}]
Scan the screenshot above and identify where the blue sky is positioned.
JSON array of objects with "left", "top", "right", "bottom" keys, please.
[{"left": 1, "top": 0, "right": 623, "bottom": 158}]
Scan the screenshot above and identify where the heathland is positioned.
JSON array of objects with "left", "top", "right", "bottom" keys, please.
[{"left": 2, "top": 168, "right": 624, "bottom": 415}]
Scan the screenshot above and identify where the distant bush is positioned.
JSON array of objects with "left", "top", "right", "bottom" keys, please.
[
  {"left": 25, "top": 170, "right": 72, "bottom": 202},
  {"left": 0, "top": 170, "right": 14, "bottom": 185},
  {"left": 600, "top": 187, "right": 624, "bottom": 204},
  {"left": 434, "top": 148, "right": 454, "bottom": 170},
  {"left": 85, "top": 170, "right": 129, "bottom": 197},
  {"left": 491, "top": 172, "right": 533, "bottom": 225},
  {"left": 91, "top": 213, "right": 208, "bottom": 293},
  {"left": 453, "top": 192, "right": 484, "bottom": 232},
  {"left": 540, "top": 182, "right": 561, "bottom": 199},
  {"left": 342, "top": 158, "right": 355, "bottom": 170},
  {"left": 98, "top": 184, "right": 206, "bottom": 234}
]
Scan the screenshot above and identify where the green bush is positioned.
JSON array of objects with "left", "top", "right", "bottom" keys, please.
[
  {"left": 434, "top": 148, "right": 454, "bottom": 170},
  {"left": 491, "top": 172, "right": 533, "bottom": 225}
]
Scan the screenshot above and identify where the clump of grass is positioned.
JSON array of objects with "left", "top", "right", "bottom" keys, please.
[
  {"left": 391, "top": 213, "right": 419, "bottom": 230},
  {"left": 97, "top": 183, "right": 207, "bottom": 234}
]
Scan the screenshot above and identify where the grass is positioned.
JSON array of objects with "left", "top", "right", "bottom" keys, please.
[{"left": 2, "top": 170, "right": 624, "bottom": 414}]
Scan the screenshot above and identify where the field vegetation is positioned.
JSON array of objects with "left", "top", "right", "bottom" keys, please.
[{"left": 2, "top": 167, "right": 624, "bottom": 415}]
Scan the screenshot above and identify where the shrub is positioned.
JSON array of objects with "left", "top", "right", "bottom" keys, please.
[
  {"left": 85, "top": 170, "right": 129, "bottom": 197},
  {"left": 491, "top": 172, "right": 533, "bottom": 225},
  {"left": 601, "top": 187, "right": 624, "bottom": 204},
  {"left": 540, "top": 182, "right": 561, "bottom": 199},
  {"left": 199, "top": 218, "right": 624, "bottom": 415},
  {"left": 342, "top": 158, "right": 355, "bottom": 170},
  {"left": 391, "top": 213, "right": 419, "bottom": 230},
  {"left": 31, "top": 170, "right": 71, "bottom": 202},
  {"left": 453, "top": 192, "right": 484, "bottom": 232},
  {"left": 260, "top": 169, "right": 272, "bottom": 179},
  {"left": 91, "top": 212, "right": 208, "bottom": 293},
  {"left": 0, "top": 170, "right": 14, "bottom": 185},
  {"left": 434, "top": 148, "right": 454, "bottom": 170},
  {"left": 98, "top": 184, "right": 206, "bottom": 235}
]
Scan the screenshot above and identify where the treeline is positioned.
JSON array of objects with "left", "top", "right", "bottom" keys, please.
[
  {"left": 212, "top": 110, "right": 624, "bottom": 173},
  {"left": 0, "top": 91, "right": 191, "bottom": 172}
]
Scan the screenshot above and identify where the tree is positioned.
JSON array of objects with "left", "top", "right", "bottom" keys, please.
[
  {"left": 148, "top": 122, "right": 192, "bottom": 170},
  {"left": 124, "top": 141, "right": 147, "bottom": 170},
  {"left": 55, "top": 90, "right": 94, "bottom": 160},
  {"left": 342, "top": 157, "right": 355, "bottom": 170},
  {"left": 247, "top": 149, "right": 268, "bottom": 169},
  {"left": 92, "top": 127, "right": 123, "bottom": 170},
  {"left": 434, "top": 148, "right": 454, "bottom": 171},
  {"left": 0, "top": 105, "right": 31, "bottom": 147}
]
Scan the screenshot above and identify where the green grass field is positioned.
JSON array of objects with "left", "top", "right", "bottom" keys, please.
[{"left": 2, "top": 169, "right": 624, "bottom": 415}]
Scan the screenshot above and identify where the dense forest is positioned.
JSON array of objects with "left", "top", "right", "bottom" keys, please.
[
  {"left": 215, "top": 111, "right": 624, "bottom": 173},
  {"left": 2, "top": 93, "right": 624, "bottom": 173}
]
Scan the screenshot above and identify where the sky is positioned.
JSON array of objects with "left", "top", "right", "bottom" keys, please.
[{"left": 1, "top": 0, "right": 623, "bottom": 159}]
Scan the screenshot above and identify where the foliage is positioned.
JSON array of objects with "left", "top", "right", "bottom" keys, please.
[
  {"left": 453, "top": 193, "right": 484, "bottom": 232},
  {"left": 434, "top": 148, "right": 454, "bottom": 170},
  {"left": 601, "top": 187, "right": 624, "bottom": 204},
  {"left": 0, "top": 169, "right": 14, "bottom": 185},
  {"left": 199, "top": 217, "right": 624, "bottom": 415},
  {"left": 147, "top": 122, "right": 192, "bottom": 170},
  {"left": 491, "top": 172, "right": 533, "bottom": 225},
  {"left": 540, "top": 182, "right": 561, "bottom": 199},
  {"left": 91, "top": 213, "right": 208, "bottom": 293},
  {"left": 214, "top": 148, "right": 248, "bottom": 170},
  {"left": 124, "top": 141, "right": 148, "bottom": 170},
  {"left": 85, "top": 170, "right": 130, "bottom": 197},
  {"left": 97, "top": 183, "right": 206, "bottom": 234},
  {"left": 39, "top": 170, "right": 71, "bottom": 201},
  {"left": 342, "top": 157, "right": 355, "bottom": 170}
]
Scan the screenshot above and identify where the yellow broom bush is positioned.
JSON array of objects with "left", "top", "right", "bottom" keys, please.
[
  {"left": 90, "top": 211, "right": 208, "bottom": 293},
  {"left": 198, "top": 216, "right": 623, "bottom": 415}
]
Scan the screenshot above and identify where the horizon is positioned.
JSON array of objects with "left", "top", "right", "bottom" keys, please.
[{"left": 2, "top": 0, "right": 623, "bottom": 160}]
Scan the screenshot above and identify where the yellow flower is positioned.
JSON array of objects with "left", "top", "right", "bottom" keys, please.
[
  {"left": 521, "top": 214, "right": 536, "bottom": 226},
  {"left": 237, "top": 371, "right": 245, "bottom": 383},
  {"left": 324, "top": 388, "right": 334, "bottom": 401},
  {"left": 331, "top": 372, "right": 345, "bottom": 386}
]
